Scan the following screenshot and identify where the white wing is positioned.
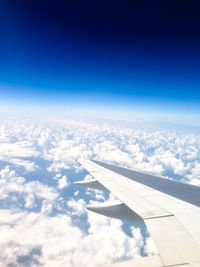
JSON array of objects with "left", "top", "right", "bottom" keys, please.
[{"left": 76, "top": 159, "right": 200, "bottom": 267}]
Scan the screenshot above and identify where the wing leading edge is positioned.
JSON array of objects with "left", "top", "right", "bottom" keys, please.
[{"left": 76, "top": 159, "right": 200, "bottom": 267}]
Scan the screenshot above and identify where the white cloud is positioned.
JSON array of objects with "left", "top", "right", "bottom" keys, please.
[
  {"left": 0, "top": 141, "right": 39, "bottom": 172},
  {"left": 86, "top": 211, "right": 143, "bottom": 265},
  {"left": 41, "top": 200, "right": 53, "bottom": 215},
  {"left": 74, "top": 190, "right": 79, "bottom": 196},
  {"left": 0, "top": 165, "right": 58, "bottom": 210},
  {"left": 53, "top": 174, "right": 69, "bottom": 189},
  {"left": 0, "top": 118, "right": 200, "bottom": 266},
  {"left": 9, "top": 158, "right": 37, "bottom": 172},
  {"left": 0, "top": 208, "right": 144, "bottom": 267},
  {"left": 186, "top": 162, "right": 200, "bottom": 185},
  {"left": 144, "top": 237, "right": 158, "bottom": 256},
  {"left": 67, "top": 198, "right": 86, "bottom": 216},
  {"left": 47, "top": 162, "right": 70, "bottom": 172},
  {"left": 25, "top": 193, "right": 35, "bottom": 209},
  {"left": 0, "top": 142, "right": 39, "bottom": 159},
  {"left": 57, "top": 175, "right": 69, "bottom": 189},
  {"left": 53, "top": 173, "right": 62, "bottom": 179}
]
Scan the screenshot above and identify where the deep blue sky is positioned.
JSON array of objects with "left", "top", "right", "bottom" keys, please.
[{"left": 1, "top": 0, "right": 200, "bottom": 122}]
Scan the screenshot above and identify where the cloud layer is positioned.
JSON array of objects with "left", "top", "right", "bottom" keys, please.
[{"left": 0, "top": 118, "right": 199, "bottom": 266}]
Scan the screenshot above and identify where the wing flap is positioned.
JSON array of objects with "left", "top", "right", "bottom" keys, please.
[
  {"left": 87, "top": 200, "right": 143, "bottom": 221},
  {"left": 74, "top": 179, "right": 107, "bottom": 190}
]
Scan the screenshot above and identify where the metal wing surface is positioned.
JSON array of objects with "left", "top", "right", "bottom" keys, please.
[{"left": 76, "top": 159, "right": 200, "bottom": 267}]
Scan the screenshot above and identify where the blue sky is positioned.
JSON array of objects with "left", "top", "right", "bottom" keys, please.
[{"left": 1, "top": 0, "right": 200, "bottom": 124}]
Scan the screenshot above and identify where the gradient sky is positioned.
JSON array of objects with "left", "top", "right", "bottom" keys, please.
[{"left": 1, "top": 0, "right": 200, "bottom": 123}]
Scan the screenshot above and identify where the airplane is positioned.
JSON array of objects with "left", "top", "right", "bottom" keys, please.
[{"left": 75, "top": 159, "right": 200, "bottom": 267}]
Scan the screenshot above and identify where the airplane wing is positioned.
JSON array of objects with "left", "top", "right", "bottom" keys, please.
[{"left": 76, "top": 159, "right": 200, "bottom": 267}]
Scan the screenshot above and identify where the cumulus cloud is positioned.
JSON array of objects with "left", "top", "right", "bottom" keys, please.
[
  {"left": 53, "top": 174, "right": 69, "bottom": 189},
  {"left": 0, "top": 140, "right": 39, "bottom": 172},
  {"left": 0, "top": 165, "right": 58, "bottom": 210},
  {"left": 0, "top": 142, "right": 39, "bottom": 159},
  {"left": 57, "top": 175, "right": 69, "bottom": 189},
  {"left": 9, "top": 158, "right": 37, "bottom": 172},
  {"left": 186, "top": 162, "right": 200, "bottom": 185},
  {"left": 86, "top": 211, "right": 143, "bottom": 265},
  {"left": 47, "top": 162, "right": 70, "bottom": 172},
  {"left": 67, "top": 198, "right": 86, "bottom": 216},
  {"left": 0, "top": 208, "right": 144, "bottom": 267},
  {"left": 144, "top": 236, "right": 158, "bottom": 256},
  {"left": 41, "top": 200, "right": 53, "bottom": 215},
  {"left": 74, "top": 190, "right": 79, "bottom": 196},
  {"left": 0, "top": 118, "right": 199, "bottom": 266}
]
